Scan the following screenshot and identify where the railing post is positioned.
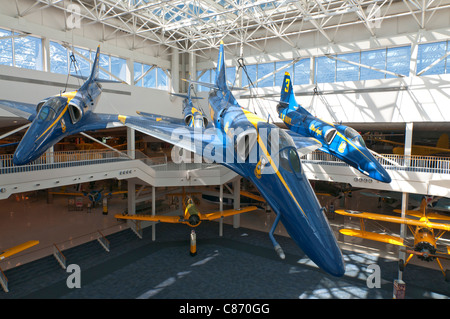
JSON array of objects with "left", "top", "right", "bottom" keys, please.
[{"left": 53, "top": 244, "right": 66, "bottom": 269}]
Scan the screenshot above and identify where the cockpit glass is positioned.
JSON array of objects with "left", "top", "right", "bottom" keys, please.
[
  {"left": 279, "top": 147, "right": 301, "bottom": 173},
  {"left": 344, "top": 127, "right": 366, "bottom": 147},
  {"left": 38, "top": 97, "right": 67, "bottom": 122}
]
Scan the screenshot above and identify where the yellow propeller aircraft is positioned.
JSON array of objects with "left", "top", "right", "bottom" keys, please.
[
  {"left": 369, "top": 133, "right": 450, "bottom": 156},
  {"left": 336, "top": 199, "right": 450, "bottom": 280},
  {"left": 115, "top": 192, "right": 258, "bottom": 228},
  {"left": 0, "top": 240, "right": 39, "bottom": 261}
]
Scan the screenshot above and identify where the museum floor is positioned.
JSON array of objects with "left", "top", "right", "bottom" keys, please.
[{"left": 0, "top": 188, "right": 449, "bottom": 299}]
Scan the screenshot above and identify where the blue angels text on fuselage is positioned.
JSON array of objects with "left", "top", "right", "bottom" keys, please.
[
  {"left": 117, "top": 42, "right": 345, "bottom": 277},
  {"left": 277, "top": 73, "right": 391, "bottom": 184},
  {"left": 0, "top": 46, "right": 123, "bottom": 165}
]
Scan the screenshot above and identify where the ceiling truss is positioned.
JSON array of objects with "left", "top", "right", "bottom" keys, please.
[{"left": 13, "top": 0, "right": 450, "bottom": 60}]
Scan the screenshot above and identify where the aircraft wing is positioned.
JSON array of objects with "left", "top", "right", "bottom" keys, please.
[
  {"left": 200, "top": 206, "right": 259, "bottom": 221},
  {"left": 339, "top": 229, "right": 404, "bottom": 246},
  {"left": 284, "top": 130, "right": 322, "bottom": 157},
  {"left": 114, "top": 213, "right": 182, "bottom": 224},
  {"left": 136, "top": 111, "right": 185, "bottom": 125},
  {"left": 0, "top": 240, "right": 39, "bottom": 260},
  {"left": 392, "top": 209, "right": 450, "bottom": 221},
  {"left": 335, "top": 209, "right": 450, "bottom": 231},
  {"left": 117, "top": 114, "right": 228, "bottom": 160},
  {"left": 80, "top": 113, "right": 124, "bottom": 131},
  {"left": 0, "top": 100, "right": 37, "bottom": 121}
]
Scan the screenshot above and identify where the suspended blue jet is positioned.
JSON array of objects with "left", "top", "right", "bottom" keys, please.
[
  {"left": 0, "top": 46, "right": 123, "bottom": 165},
  {"left": 117, "top": 42, "right": 345, "bottom": 277},
  {"left": 277, "top": 72, "right": 391, "bottom": 183}
]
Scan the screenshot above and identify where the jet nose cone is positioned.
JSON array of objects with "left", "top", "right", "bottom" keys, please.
[
  {"left": 13, "top": 142, "right": 36, "bottom": 166},
  {"left": 311, "top": 233, "right": 346, "bottom": 277},
  {"left": 365, "top": 162, "right": 391, "bottom": 183}
]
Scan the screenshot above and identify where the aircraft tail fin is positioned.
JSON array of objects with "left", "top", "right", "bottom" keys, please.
[
  {"left": 279, "top": 72, "right": 298, "bottom": 110},
  {"left": 419, "top": 198, "right": 428, "bottom": 217},
  {"left": 215, "top": 41, "right": 228, "bottom": 91},
  {"left": 88, "top": 45, "right": 101, "bottom": 83},
  {"left": 436, "top": 133, "right": 449, "bottom": 149}
]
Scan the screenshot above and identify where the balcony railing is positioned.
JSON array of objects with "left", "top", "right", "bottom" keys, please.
[{"left": 301, "top": 151, "right": 450, "bottom": 175}]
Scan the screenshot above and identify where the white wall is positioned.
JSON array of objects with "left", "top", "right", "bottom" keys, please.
[{"left": 0, "top": 64, "right": 181, "bottom": 119}]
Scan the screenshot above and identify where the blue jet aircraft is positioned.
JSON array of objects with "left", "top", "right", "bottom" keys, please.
[
  {"left": 277, "top": 72, "right": 391, "bottom": 183},
  {"left": 0, "top": 46, "right": 123, "bottom": 165},
  {"left": 116, "top": 42, "right": 345, "bottom": 277}
]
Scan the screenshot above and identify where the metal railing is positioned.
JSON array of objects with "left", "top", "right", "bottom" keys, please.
[
  {"left": 0, "top": 149, "right": 133, "bottom": 175},
  {"left": 301, "top": 151, "right": 450, "bottom": 175}
]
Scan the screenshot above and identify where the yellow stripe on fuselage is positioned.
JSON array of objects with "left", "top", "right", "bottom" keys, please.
[
  {"left": 37, "top": 91, "right": 78, "bottom": 140},
  {"left": 241, "top": 109, "right": 307, "bottom": 218}
]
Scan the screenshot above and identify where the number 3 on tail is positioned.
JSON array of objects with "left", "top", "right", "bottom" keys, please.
[{"left": 284, "top": 79, "right": 290, "bottom": 92}]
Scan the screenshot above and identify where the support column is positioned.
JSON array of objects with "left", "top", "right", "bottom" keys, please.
[
  {"left": 398, "top": 122, "right": 413, "bottom": 281},
  {"left": 127, "top": 127, "right": 135, "bottom": 159},
  {"left": 189, "top": 50, "right": 196, "bottom": 90},
  {"left": 152, "top": 186, "right": 156, "bottom": 241},
  {"left": 233, "top": 178, "right": 241, "bottom": 229},
  {"left": 42, "top": 37, "right": 50, "bottom": 73},
  {"left": 127, "top": 180, "right": 136, "bottom": 216},
  {"left": 171, "top": 47, "right": 179, "bottom": 94},
  {"left": 398, "top": 192, "right": 409, "bottom": 281},
  {"left": 404, "top": 122, "right": 414, "bottom": 166}
]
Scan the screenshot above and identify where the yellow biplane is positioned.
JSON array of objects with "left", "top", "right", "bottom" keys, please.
[
  {"left": 115, "top": 193, "right": 258, "bottom": 228},
  {"left": 0, "top": 240, "right": 39, "bottom": 260},
  {"left": 336, "top": 199, "right": 450, "bottom": 280},
  {"left": 369, "top": 133, "right": 450, "bottom": 156}
]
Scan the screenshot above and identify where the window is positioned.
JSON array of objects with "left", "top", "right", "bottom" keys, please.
[
  {"left": 315, "top": 56, "right": 335, "bottom": 83},
  {"left": 157, "top": 67, "right": 168, "bottom": 90},
  {"left": 197, "top": 69, "right": 211, "bottom": 92},
  {"left": 258, "top": 62, "right": 274, "bottom": 87},
  {"left": 111, "top": 56, "right": 127, "bottom": 82},
  {"left": 242, "top": 64, "right": 257, "bottom": 88},
  {"left": 99, "top": 53, "right": 110, "bottom": 80},
  {"left": 275, "top": 61, "right": 293, "bottom": 86},
  {"left": 226, "top": 66, "right": 236, "bottom": 87},
  {"left": 386, "top": 46, "right": 411, "bottom": 78},
  {"left": 73, "top": 47, "right": 92, "bottom": 78},
  {"left": 336, "top": 52, "right": 360, "bottom": 82},
  {"left": 142, "top": 65, "right": 155, "bottom": 88},
  {"left": 417, "top": 41, "right": 449, "bottom": 76},
  {"left": 134, "top": 62, "right": 144, "bottom": 86},
  {"left": 135, "top": 62, "right": 169, "bottom": 91},
  {"left": 293, "top": 58, "right": 310, "bottom": 85},
  {"left": 50, "top": 41, "right": 68, "bottom": 74},
  {"left": 0, "top": 29, "right": 13, "bottom": 66},
  {"left": 360, "top": 49, "right": 386, "bottom": 80},
  {"left": 14, "top": 34, "right": 43, "bottom": 70}
]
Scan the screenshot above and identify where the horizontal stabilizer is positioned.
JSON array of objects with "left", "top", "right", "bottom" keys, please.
[
  {"left": 182, "top": 78, "right": 218, "bottom": 90},
  {"left": 71, "top": 73, "right": 126, "bottom": 84},
  {"left": 169, "top": 93, "right": 203, "bottom": 100},
  {"left": 339, "top": 229, "right": 404, "bottom": 246}
]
